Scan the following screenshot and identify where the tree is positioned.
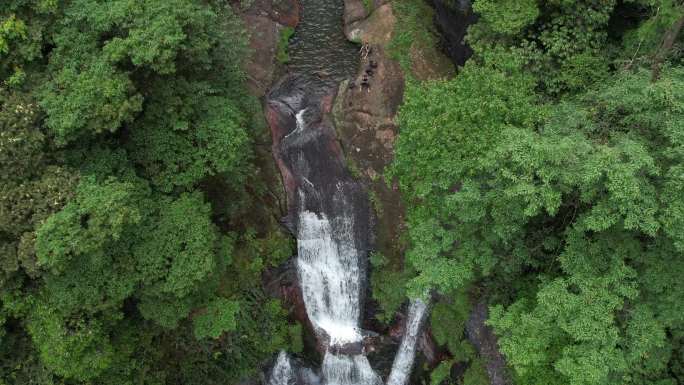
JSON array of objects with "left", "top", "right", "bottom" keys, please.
[
  {"left": 1, "top": 0, "right": 295, "bottom": 383},
  {"left": 389, "top": 59, "right": 542, "bottom": 296},
  {"left": 392, "top": 64, "right": 684, "bottom": 384}
]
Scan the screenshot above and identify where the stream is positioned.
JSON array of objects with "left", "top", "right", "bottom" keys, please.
[{"left": 265, "top": 1, "right": 428, "bottom": 384}]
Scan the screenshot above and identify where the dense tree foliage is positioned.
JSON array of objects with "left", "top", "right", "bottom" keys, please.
[
  {"left": 4, "top": 0, "right": 684, "bottom": 384},
  {"left": 1, "top": 1, "right": 298, "bottom": 383},
  {"left": 390, "top": 1, "right": 684, "bottom": 384}
]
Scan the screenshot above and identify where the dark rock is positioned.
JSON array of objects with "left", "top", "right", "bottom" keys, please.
[
  {"left": 280, "top": 215, "right": 296, "bottom": 235},
  {"left": 430, "top": 0, "right": 477, "bottom": 67},
  {"left": 450, "top": 360, "right": 469, "bottom": 383},
  {"left": 330, "top": 341, "right": 365, "bottom": 355},
  {"left": 418, "top": 329, "right": 440, "bottom": 366},
  {"left": 317, "top": 328, "right": 382, "bottom": 355},
  {"left": 466, "top": 302, "right": 512, "bottom": 385},
  {"left": 366, "top": 335, "right": 400, "bottom": 379}
]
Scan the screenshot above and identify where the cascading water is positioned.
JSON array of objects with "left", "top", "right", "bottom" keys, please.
[
  {"left": 269, "top": 350, "right": 321, "bottom": 385},
  {"left": 297, "top": 209, "right": 362, "bottom": 346},
  {"left": 386, "top": 299, "right": 430, "bottom": 385},
  {"left": 269, "top": 351, "right": 296, "bottom": 385},
  {"left": 265, "top": 1, "right": 430, "bottom": 384},
  {"left": 322, "top": 354, "right": 380, "bottom": 385},
  {"left": 267, "top": 85, "right": 382, "bottom": 384}
]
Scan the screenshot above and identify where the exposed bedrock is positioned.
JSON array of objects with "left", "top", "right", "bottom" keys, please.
[
  {"left": 265, "top": 74, "right": 373, "bottom": 354},
  {"left": 337, "top": 1, "right": 408, "bottom": 287},
  {"left": 240, "top": 0, "right": 302, "bottom": 96},
  {"left": 337, "top": 0, "right": 450, "bottom": 378}
]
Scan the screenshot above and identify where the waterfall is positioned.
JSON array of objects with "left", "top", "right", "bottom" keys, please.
[
  {"left": 264, "top": 0, "right": 433, "bottom": 377},
  {"left": 297, "top": 210, "right": 362, "bottom": 346},
  {"left": 268, "top": 351, "right": 296, "bottom": 385},
  {"left": 285, "top": 109, "right": 308, "bottom": 140},
  {"left": 266, "top": 81, "right": 433, "bottom": 384},
  {"left": 268, "top": 351, "right": 322, "bottom": 385},
  {"left": 322, "top": 354, "right": 381, "bottom": 385},
  {"left": 386, "top": 299, "right": 430, "bottom": 385},
  {"left": 296, "top": 203, "right": 381, "bottom": 385}
]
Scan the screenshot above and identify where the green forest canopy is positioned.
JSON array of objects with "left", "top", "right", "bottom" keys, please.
[
  {"left": 388, "top": 1, "right": 684, "bottom": 385},
  {"left": 1, "top": 0, "right": 684, "bottom": 385},
  {"left": 1, "top": 1, "right": 297, "bottom": 384}
]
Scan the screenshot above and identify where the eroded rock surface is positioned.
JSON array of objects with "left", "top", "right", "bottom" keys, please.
[
  {"left": 345, "top": 2, "right": 396, "bottom": 44},
  {"left": 240, "top": 0, "right": 301, "bottom": 96},
  {"left": 336, "top": 2, "right": 407, "bottom": 268}
]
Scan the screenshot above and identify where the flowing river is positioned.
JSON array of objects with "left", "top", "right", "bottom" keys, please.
[{"left": 265, "top": 1, "right": 428, "bottom": 384}]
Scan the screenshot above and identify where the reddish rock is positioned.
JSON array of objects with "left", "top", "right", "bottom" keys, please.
[
  {"left": 333, "top": 44, "right": 407, "bottom": 269},
  {"left": 238, "top": 0, "right": 302, "bottom": 96},
  {"left": 272, "top": 0, "right": 301, "bottom": 27}
]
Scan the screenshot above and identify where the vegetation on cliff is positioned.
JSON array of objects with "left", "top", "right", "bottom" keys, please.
[
  {"left": 1, "top": 1, "right": 298, "bottom": 383},
  {"left": 390, "top": 1, "right": 684, "bottom": 384}
]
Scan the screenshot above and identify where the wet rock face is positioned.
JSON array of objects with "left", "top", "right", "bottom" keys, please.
[
  {"left": 430, "top": 0, "right": 477, "bottom": 67},
  {"left": 266, "top": 76, "right": 369, "bottom": 238},
  {"left": 265, "top": 74, "right": 372, "bottom": 352},
  {"left": 240, "top": 0, "right": 302, "bottom": 96}
]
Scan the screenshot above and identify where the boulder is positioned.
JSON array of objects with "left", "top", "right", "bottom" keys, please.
[
  {"left": 345, "top": 3, "right": 396, "bottom": 45},
  {"left": 343, "top": 0, "right": 368, "bottom": 30}
]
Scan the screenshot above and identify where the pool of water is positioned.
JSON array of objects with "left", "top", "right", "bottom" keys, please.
[{"left": 287, "top": 0, "right": 359, "bottom": 83}]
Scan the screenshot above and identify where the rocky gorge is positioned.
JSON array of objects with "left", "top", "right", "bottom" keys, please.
[{"left": 236, "top": 1, "right": 509, "bottom": 384}]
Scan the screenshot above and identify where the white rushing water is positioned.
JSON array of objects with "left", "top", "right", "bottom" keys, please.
[
  {"left": 297, "top": 210, "right": 362, "bottom": 346},
  {"left": 296, "top": 209, "right": 383, "bottom": 385},
  {"left": 269, "top": 351, "right": 296, "bottom": 385},
  {"left": 285, "top": 109, "right": 308, "bottom": 140},
  {"left": 322, "top": 354, "right": 381, "bottom": 385},
  {"left": 386, "top": 299, "right": 429, "bottom": 385},
  {"left": 269, "top": 350, "right": 322, "bottom": 385}
]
